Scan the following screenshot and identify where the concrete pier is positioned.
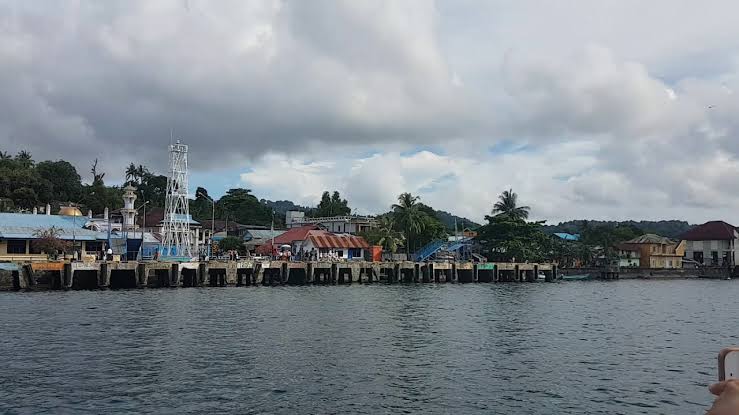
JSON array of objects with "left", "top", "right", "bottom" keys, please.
[{"left": 3, "top": 260, "right": 560, "bottom": 290}]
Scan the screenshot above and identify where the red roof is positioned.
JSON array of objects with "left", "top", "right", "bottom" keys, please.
[
  {"left": 680, "top": 221, "right": 737, "bottom": 241},
  {"left": 307, "top": 231, "right": 369, "bottom": 249},
  {"left": 254, "top": 225, "right": 320, "bottom": 254}
]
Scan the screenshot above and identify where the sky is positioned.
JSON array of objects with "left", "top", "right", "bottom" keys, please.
[{"left": 2, "top": 0, "right": 739, "bottom": 224}]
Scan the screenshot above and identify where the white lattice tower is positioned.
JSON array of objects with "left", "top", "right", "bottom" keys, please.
[{"left": 161, "top": 140, "right": 192, "bottom": 257}]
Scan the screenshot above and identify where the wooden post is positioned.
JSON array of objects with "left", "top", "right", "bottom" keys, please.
[{"left": 473, "top": 264, "right": 479, "bottom": 283}]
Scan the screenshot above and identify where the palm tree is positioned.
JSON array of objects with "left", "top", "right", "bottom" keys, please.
[
  {"left": 376, "top": 217, "right": 404, "bottom": 253},
  {"left": 125, "top": 163, "right": 137, "bottom": 185},
  {"left": 392, "top": 192, "right": 425, "bottom": 257},
  {"left": 15, "top": 150, "right": 33, "bottom": 169},
  {"left": 490, "top": 188, "right": 530, "bottom": 221}
]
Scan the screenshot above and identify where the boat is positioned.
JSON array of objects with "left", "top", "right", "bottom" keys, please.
[
  {"left": 537, "top": 272, "right": 546, "bottom": 281},
  {"left": 562, "top": 274, "right": 591, "bottom": 281}
]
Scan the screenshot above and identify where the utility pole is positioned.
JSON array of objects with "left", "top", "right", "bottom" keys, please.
[{"left": 197, "top": 191, "right": 215, "bottom": 257}]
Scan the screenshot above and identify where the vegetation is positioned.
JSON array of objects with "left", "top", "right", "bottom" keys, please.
[
  {"left": 313, "top": 191, "right": 351, "bottom": 217},
  {"left": 489, "top": 188, "right": 530, "bottom": 221},
  {"left": 543, "top": 219, "right": 692, "bottom": 239},
  {"left": 217, "top": 236, "right": 244, "bottom": 253},
  {"left": 359, "top": 216, "right": 404, "bottom": 253},
  {"left": 31, "top": 226, "right": 71, "bottom": 257}
]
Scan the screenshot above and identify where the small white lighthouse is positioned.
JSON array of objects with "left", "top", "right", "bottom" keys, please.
[{"left": 121, "top": 184, "right": 138, "bottom": 231}]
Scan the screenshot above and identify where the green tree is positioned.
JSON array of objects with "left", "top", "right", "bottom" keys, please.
[
  {"left": 477, "top": 215, "right": 551, "bottom": 262},
  {"left": 314, "top": 190, "right": 351, "bottom": 217},
  {"left": 15, "top": 150, "right": 34, "bottom": 169},
  {"left": 11, "top": 187, "right": 39, "bottom": 209},
  {"left": 392, "top": 192, "right": 426, "bottom": 256},
  {"left": 488, "top": 189, "right": 530, "bottom": 221},
  {"left": 36, "top": 160, "right": 83, "bottom": 202},
  {"left": 217, "top": 188, "right": 273, "bottom": 226},
  {"left": 360, "top": 216, "right": 405, "bottom": 253},
  {"left": 217, "top": 236, "right": 243, "bottom": 252}
]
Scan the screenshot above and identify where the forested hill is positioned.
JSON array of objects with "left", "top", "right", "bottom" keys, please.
[
  {"left": 542, "top": 220, "right": 694, "bottom": 239},
  {"left": 433, "top": 210, "right": 481, "bottom": 230},
  {"left": 261, "top": 199, "right": 311, "bottom": 216}
]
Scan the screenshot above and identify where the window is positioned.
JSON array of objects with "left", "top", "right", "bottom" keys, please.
[
  {"left": 712, "top": 251, "right": 719, "bottom": 265},
  {"left": 7, "top": 240, "right": 27, "bottom": 254},
  {"left": 86, "top": 242, "right": 102, "bottom": 253},
  {"left": 693, "top": 251, "right": 703, "bottom": 264},
  {"left": 29, "top": 240, "right": 42, "bottom": 254}
]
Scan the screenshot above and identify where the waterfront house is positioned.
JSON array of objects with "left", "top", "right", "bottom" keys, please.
[
  {"left": 615, "top": 243, "right": 640, "bottom": 267},
  {"left": 0, "top": 210, "right": 108, "bottom": 261},
  {"left": 300, "top": 230, "right": 370, "bottom": 259},
  {"left": 680, "top": 221, "right": 739, "bottom": 266},
  {"left": 255, "top": 224, "right": 369, "bottom": 259},
  {"left": 617, "top": 234, "right": 685, "bottom": 269}
]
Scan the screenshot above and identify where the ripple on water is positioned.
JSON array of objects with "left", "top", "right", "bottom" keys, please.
[{"left": 0, "top": 281, "right": 734, "bottom": 414}]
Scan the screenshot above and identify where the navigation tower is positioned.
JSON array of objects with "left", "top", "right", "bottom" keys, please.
[{"left": 161, "top": 140, "right": 192, "bottom": 258}]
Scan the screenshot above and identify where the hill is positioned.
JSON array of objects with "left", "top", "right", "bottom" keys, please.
[{"left": 542, "top": 220, "right": 694, "bottom": 239}]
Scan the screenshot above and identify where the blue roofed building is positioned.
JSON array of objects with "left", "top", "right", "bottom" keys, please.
[{"left": 0, "top": 211, "right": 109, "bottom": 260}]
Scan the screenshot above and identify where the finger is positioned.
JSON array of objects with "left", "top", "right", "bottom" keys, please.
[
  {"left": 711, "top": 379, "right": 739, "bottom": 396},
  {"left": 710, "top": 382, "right": 726, "bottom": 396}
]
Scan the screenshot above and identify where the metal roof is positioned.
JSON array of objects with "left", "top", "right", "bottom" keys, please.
[
  {"left": 245, "top": 229, "right": 283, "bottom": 241},
  {"left": 0, "top": 213, "right": 108, "bottom": 241},
  {"left": 554, "top": 233, "right": 580, "bottom": 241},
  {"left": 625, "top": 234, "right": 676, "bottom": 244},
  {"left": 307, "top": 231, "right": 369, "bottom": 249}
]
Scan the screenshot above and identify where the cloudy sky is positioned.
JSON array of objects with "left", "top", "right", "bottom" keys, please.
[{"left": 2, "top": 0, "right": 739, "bottom": 224}]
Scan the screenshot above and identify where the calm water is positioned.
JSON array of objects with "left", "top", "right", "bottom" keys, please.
[{"left": 1, "top": 280, "right": 736, "bottom": 414}]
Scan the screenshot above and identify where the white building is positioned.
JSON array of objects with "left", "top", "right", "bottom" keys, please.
[
  {"left": 285, "top": 210, "right": 376, "bottom": 234},
  {"left": 681, "top": 221, "right": 739, "bottom": 266}
]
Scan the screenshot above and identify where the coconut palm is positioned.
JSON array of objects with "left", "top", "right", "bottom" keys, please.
[
  {"left": 376, "top": 216, "right": 404, "bottom": 253},
  {"left": 490, "top": 188, "right": 530, "bottom": 221},
  {"left": 15, "top": 150, "right": 33, "bottom": 169},
  {"left": 392, "top": 192, "right": 425, "bottom": 257}
]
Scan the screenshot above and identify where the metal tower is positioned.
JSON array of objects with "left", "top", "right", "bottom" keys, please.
[{"left": 161, "top": 140, "right": 193, "bottom": 258}]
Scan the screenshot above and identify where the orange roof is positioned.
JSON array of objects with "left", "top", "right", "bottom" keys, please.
[{"left": 307, "top": 231, "right": 369, "bottom": 249}]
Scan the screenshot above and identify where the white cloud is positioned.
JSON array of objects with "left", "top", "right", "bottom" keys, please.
[{"left": 4, "top": 1, "right": 739, "bottom": 223}]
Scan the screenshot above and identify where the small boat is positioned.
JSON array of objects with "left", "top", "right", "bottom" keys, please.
[
  {"left": 562, "top": 274, "right": 591, "bottom": 281},
  {"left": 537, "top": 272, "right": 546, "bottom": 281}
]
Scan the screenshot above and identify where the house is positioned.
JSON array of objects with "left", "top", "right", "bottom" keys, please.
[
  {"left": 255, "top": 224, "right": 369, "bottom": 259},
  {"left": 255, "top": 225, "right": 321, "bottom": 256},
  {"left": 285, "top": 210, "right": 376, "bottom": 234},
  {"left": 617, "top": 234, "right": 685, "bottom": 269},
  {"left": 680, "top": 221, "right": 739, "bottom": 266},
  {"left": 0, "top": 211, "right": 108, "bottom": 261},
  {"left": 243, "top": 229, "right": 284, "bottom": 252},
  {"left": 615, "top": 243, "right": 641, "bottom": 267},
  {"left": 301, "top": 230, "right": 370, "bottom": 259}
]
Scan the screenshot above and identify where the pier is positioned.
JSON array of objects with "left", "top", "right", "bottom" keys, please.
[{"left": 3, "top": 260, "right": 559, "bottom": 290}]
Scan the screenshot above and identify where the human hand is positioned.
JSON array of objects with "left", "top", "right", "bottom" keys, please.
[{"left": 708, "top": 379, "right": 739, "bottom": 414}]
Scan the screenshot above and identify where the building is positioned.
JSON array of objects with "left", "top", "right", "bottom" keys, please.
[
  {"left": 243, "top": 229, "right": 284, "bottom": 252},
  {"left": 301, "top": 230, "right": 369, "bottom": 259},
  {"left": 553, "top": 233, "right": 580, "bottom": 242},
  {"left": 617, "top": 234, "right": 685, "bottom": 269},
  {"left": 0, "top": 211, "right": 108, "bottom": 261},
  {"left": 285, "top": 210, "right": 376, "bottom": 234},
  {"left": 255, "top": 224, "right": 369, "bottom": 259},
  {"left": 680, "top": 221, "right": 739, "bottom": 266},
  {"left": 615, "top": 243, "right": 640, "bottom": 267}
]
